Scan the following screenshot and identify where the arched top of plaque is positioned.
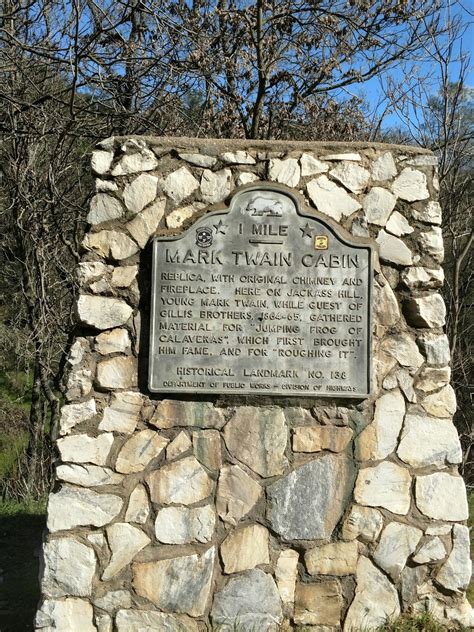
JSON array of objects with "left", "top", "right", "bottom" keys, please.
[{"left": 150, "top": 184, "right": 374, "bottom": 398}]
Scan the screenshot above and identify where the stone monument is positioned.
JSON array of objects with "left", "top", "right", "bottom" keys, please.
[{"left": 35, "top": 138, "right": 472, "bottom": 631}]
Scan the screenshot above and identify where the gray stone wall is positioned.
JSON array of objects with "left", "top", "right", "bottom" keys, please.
[{"left": 35, "top": 138, "right": 472, "bottom": 631}]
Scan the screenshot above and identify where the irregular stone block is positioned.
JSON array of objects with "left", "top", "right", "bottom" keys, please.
[
  {"left": 166, "top": 431, "right": 192, "bottom": 459},
  {"left": 161, "top": 167, "right": 199, "bottom": 203},
  {"left": 111, "top": 139, "right": 158, "bottom": 176},
  {"left": 192, "top": 429, "right": 222, "bottom": 470},
  {"left": 57, "top": 433, "right": 114, "bottom": 466},
  {"left": 267, "top": 455, "right": 355, "bottom": 540},
  {"left": 41, "top": 538, "right": 96, "bottom": 597},
  {"left": 373, "top": 522, "right": 422, "bottom": 580},
  {"left": 221, "top": 524, "right": 270, "bottom": 573},
  {"left": 292, "top": 425, "right": 353, "bottom": 453},
  {"left": 354, "top": 461, "right": 411, "bottom": 515},
  {"left": 397, "top": 412, "right": 461, "bottom": 467},
  {"left": 56, "top": 464, "right": 123, "bottom": 487},
  {"left": 300, "top": 153, "right": 329, "bottom": 176},
  {"left": 151, "top": 399, "right": 225, "bottom": 429},
  {"left": 65, "top": 366, "right": 93, "bottom": 400},
  {"left": 321, "top": 152, "right": 361, "bottom": 161},
  {"left": 83, "top": 229, "right": 140, "bottom": 260},
  {"left": 102, "top": 523, "right": 150, "bottom": 581},
  {"left": 330, "top": 162, "right": 370, "bottom": 193},
  {"left": 179, "top": 152, "right": 216, "bottom": 167},
  {"left": 404, "top": 294, "right": 446, "bottom": 328},
  {"left": 76, "top": 295, "right": 133, "bottom": 330},
  {"left": 416, "top": 366, "right": 451, "bottom": 392},
  {"left": 275, "top": 549, "right": 299, "bottom": 605},
  {"left": 418, "top": 226, "right": 444, "bottom": 262},
  {"left": 99, "top": 391, "right": 143, "bottom": 433},
  {"left": 224, "top": 407, "right": 288, "bottom": 477},
  {"left": 200, "top": 168, "right": 232, "bottom": 203},
  {"left": 392, "top": 167, "right": 429, "bottom": 201},
  {"left": 155, "top": 505, "right": 215, "bottom": 544},
  {"left": 123, "top": 173, "right": 158, "bottom": 214},
  {"left": 382, "top": 333, "right": 424, "bottom": 369},
  {"left": 87, "top": 193, "right": 123, "bottom": 225},
  {"left": 415, "top": 473, "right": 468, "bottom": 521},
  {"left": 294, "top": 581, "right": 342, "bottom": 626},
  {"left": 374, "top": 279, "right": 400, "bottom": 326},
  {"left": 436, "top": 525, "right": 471, "bottom": 592},
  {"left": 165, "top": 203, "right": 203, "bottom": 228},
  {"left": 35, "top": 598, "right": 96, "bottom": 631},
  {"left": 269, "top": 158, "right": 301, "bottom": 187},
  {"left": 417, "top": 332, "right": 450, "bottom": 366},
  {"left": 95, "top": 328, "right": 131, "bottom": 355},
  {"left": 342, "top": 505, "right": 383, "bottom": 542},
  {"left": 115, "top": 610, "right": 199, "bottom": 632},
  {"left": 307, "top": 175, "right": 361, "bottom": 221},
  {"left": 126, "top": 197, "right": 165, "bottom": 247},
  {"left": 363, "top": 187, "right": 397, "bottom": 226},
  {"left": 59, "top": 399, "right": 97, "bottom": 436},
  {"left": 401, "top": 266, "right": 444, "bottom": 289},
  {"left": 94, "top": 590, "right": 132, "bottom": 612},
  {"left": 133, "top": 547, "right": 215, "bottom": 617},
  {"left": 412, "top": 200, "right": 442, "bottom": 224},
  {"left": 211, "top": 569, "right": 282, "bottom": 631},
  {"left": 421, "top": 384, "right": 456, "bottom": 417},
  {"left": 125, "top": 484, "right": 149, "bottom": 524},
  {"left": 216, "top": 464, "right": 263, "bottom": 525},
  {"left": 146, "top": 455, "right": 212, "bottom": 504},
  {"left": 111, "top": 265, "right": 137, "bottom": 288},
  {"left": 356, "top": 389, "right": 405, "bottom": 461},
  {"left": 115, "top": 429, "right": 168, "bottom": 473},
  {"left": 386, "top": 210, "right": 414, "bottom": 236},
  {"left": 412, "top": 537, "right": 446, "bottom": 564},
  {"left": 221, "top": 150, "right": 255, "bottom": 164},
  {"left": 376, "top": 230, "right": 413, "bottom": 265},
  {"left": 372, "top": 152, "right": 397, "bottom": 181},
  {"left": 305, "top": 541, "right": 358, "bottom": 576},
  {"left": 237, "top": 171, "right": 259, "bottom": 185},
  {"left": 96, "top": 355, "right": 137, "bottom": 390},
  {"left": 91, "top": 150, "right": 114, "bottom": 175},
  {"left": 47, "top": 487, "right": 123, "bottom": 532}
]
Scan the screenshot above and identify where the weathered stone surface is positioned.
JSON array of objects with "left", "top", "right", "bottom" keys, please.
[
  {"left": 382, "top": 333, "right": 424, "bottom": 369},
  {"left": 147, "top": 455, "right": 212, "bottom": 504},
  {"left": 166, "top": 431, "right": 192, "bottom": 459},
  {"left": 267, "top": 455, "right": 355, "bottom": 540},
  {"left": 91, "top": 150, "right": 114, "bottom": 175},
  {"left": 292, "top": 425, "right": 353, "bottom": 453},
  {"left": 356, "top": 389, "right": 405, "bottom": 461},
  {"left": 221, "top": 524, "right": 270, "bottom": 574},
  {"left": 95, "top": 328, "right": 131, "bottom": 355},
  {"left": 115, "top": 610, "right": 199, "bottom": 632},
  {"left": 392, "top": 168, "right": 429, "bottom": 201},
  {"left": 87, "top": 193, "right": 124, "bottom": 225},
  {"left": 275, "top": 549, "right": 299, "bottom": 605},
  {"left": 200, "top": 168, "right": 232, "bottom": 203},
  {"left": 151, "top": 399, "right": 225, "bottom": 429},
  {"left": 351, "top": 215, "right": 369, "bottom": 237},
  {"left": 374, "top": 279, "right": 400, "bottom": 326},
  {"left": 322, "top": 152, "right": 361, "bottom": 161},
  {"left": 354, "top": 462, "right": 411, "bottom": 515},
  {"left": 373, "top": 522, "right": 422, "bottom": 580},
  {"left": 344, "top": 557, "right": 400, "bottom": 630},
  {"left": 155, "top": 505, "right": 215, "bottom": 544},
  {"left": 342, "top": 505, "right": 383, "bottom": 542},
  {"left": 162, "top": 167, "right": 199, "bottom": 203},
  {"left": 95, "top": 612, "right": 112, "bottom": 632},
  {"left": 115, "top": 429, "right": 168, "bottom": 473},
  {"left": 330, "top": 162, "right": 370, "bottom": 194},
  {"left": 125, "top": 484, "right": 149, "bottom": 524},
  {"left": 305, "top": 541, "right": 358, "bottom": 576},
  {"left": 47, "top": 487, "right": 122, "bottom": 532},
  {"left": 395, "top": 368, "right": 417, "bottom": 403},
  {"left": 421, "top": 384, "right": 456, "bottom": 417},
  {"left": 41, "top": 538, "right": 96, "bottom": 597},
  {"left": 56, "top": 464, "right": 123, "bottom": 487},
  {"left": 96, "top": 356, "right": 137, "bottom": 390},
  {"left": 87, "top": 533, "right": 106, "bottom": 548},
  {"left": 83, "top": 230, "right": 139, "bottom": 260},
  {"left": 363, "top": 187, "right": 397, "bottom": 225},
  {"left": 67, "top": 337, "right": 90, "bottom": 365},
  {"left": 425, "top": 523, "right": 452, "bottom": 536},
  {"left": 372, "top": 152, "right": 397, "bottom": 181},
  {"left": 66, "top": 367, "right": 93, "bottom": 400},
  {"left": 401, "top": 266, "right": 444, "bottom": 289},
  {"left": 36, "top": 598, "right": 96, "bottom": 631},
  {"left": 192, "top": 429, "right": 221, "bottom": 470},
  {"left": 165, "top": 205, "right": 196, "bottom": 228},
  {"left": 57, "top": 433, "right": 114, "bottom": 466},
  {"left": 95, "top": 179, "right": 118, "bottom": 192},
  {"left": 294, "top": 581, "right": 342, "bottom": 626},
  {"left": 406, "top": 155, "right": 438, "bottom": 166},
  {"left": 211, "top": 569, "right": 282, "bottom": 631},
  {"left": 236, "top": 171, "right": 259, "bottom": 185},
  {"left": 412, "top": 200, "right": 442, "bottom": 225},
  {"left": 412, "top": 538, "right": 446, "bottom": 564},
  {"left": 307, "top": 176, "right": 361, "bottom": 221},
  {"left": 123, "top": 174, "right": 158, "bottom": 214},
  {"left": 300, "top": 153, "right": 329, "bottom": 176},
  {"left": 400, "top": 565, "right": 429, "bottom": 607},
  {"left": 269, "top": 158, "right": 300, "bottom": 187},
  {"left": 415, "top": 473, "right": 468, "bottom": 521},
  {"left": 102, "top": 523, "right": 150, "bottom": 581},
  {"left": 179, "top": 152, "right": 216, "bottom": 168},
  {"left": 60, "top": 399, "right": 97, "bottom": 435},
  {"left": 404, "top": 294, "right": 446, "bottom": 328},
  {"left": 76, "top": 295, "right": 133, "bottom": 330},
  {"left": 110, "top": 265, "right": 137, "bottom": 288},
  {"left": 133, "top": 547, "right": 215, "bottom": 617},
  {"left": 126, "top": 198, "right": 165, "bottom": 247},
  {"left": 111, "top": 140, "right": 158, "bottom": 175},
  {"left": 445, "top": 599, "right": 474, "bottom": 629},
  {"left": 416, "top": 366, "right": 451, "bottom": 392},
  {"left": 94, "top": 590, "right": 132, "bottom": 612},
  {"left": 224, "top": 407, "right": 288, "bottom": 477},
  {"left": 418, "top": 226, "right": 444, "bottom": 262},
  {"left": 397, "top": 412, "right": 461, "bottom": 467},
  {"left": 436, "top": 525, "right": 471, "bottom": 592},
  {"left": 386, "top": 210, "right": 414, "bottom": 236},
  {"left": 221, "top": 150, "right": 255, "bottom": 165},
  {"left": 376, "top": 230, "right": 413, "bottom": 265},
  {"left": 99, "top": 391, "right": 143, "bottom": 433},
  {"left": 417, "top": 332, "right": 450, "bottom": 366},
  {"left": 216, "top": 464, "right": 263, "bottom": 525}
]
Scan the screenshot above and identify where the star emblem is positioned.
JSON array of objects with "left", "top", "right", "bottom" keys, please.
[
  {"left": 300, "top": 223, "right": 313, "bottom": 240},
  {"left": 213, "top": 220, "right": 227, "bottom": 235}
]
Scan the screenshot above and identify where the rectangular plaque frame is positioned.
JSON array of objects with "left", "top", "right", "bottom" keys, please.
[{"left": 149, "top": 185, "right": 373, "bottom": 398}]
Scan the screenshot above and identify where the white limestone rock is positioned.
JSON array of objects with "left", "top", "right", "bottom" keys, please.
[
  {"left": 201, "top": 168, "right": 232, "bottom": 203},
  {"left": 221, "top": 150, "right": 255, "bottom": 164},
  {"left": 125, "top": 484, "right": 149, "bottom": 524},
  {"left": 436, "top": 525, "right": 472, "bottom": 592},
  {"left": 126, "top": 198, "right": 166, "bottom": 247},
  {"left": 146, "top": 455, "right": 212, "bottom": 504},
  {"left": 94, "top": 590, "right": 132, "bottom": 612},
  {"left": 412, "top": 201, "right": 442, "bottom": 225},
  {"left": 102, "top": 522, "right": 150, "bottom": 581},
  {"left": 179, "top": 152, "right": 216, "bottom": 168},
  {"left": 363, "top": 187, "right": 397, "bottom": 226},
  {"left": 111, "top": 140, "right": 158, "bottom": 176},
  {"left": 59, "top": 399, "right": 97, "bottom": 436},
  {"left": 110, "top": 265, "right": 137, "bottom": 288},
  {"left": 307, "top": 175, "right": 361, "bottom": 221},
  {"left": 66, "top": 367, "right": 93, "bottom": 400},
  {"left": 342, "top": 505, "right": 383, "bottom": 542},
  {"left": 165, "top": 204, "right": 199, "bottom": 229},
  {"left": 382, "top": 333, "right": 424, "bottom": 370},
  {"left": 269, "top": 158, "right": 300, "bottom": 187},
  {"left": 237, "top": 172, "right": 259, "bottom": 185},
  {"left": 95, "top": 329, "right": 131, "bottom": 355},
  {"left": 406, "top": 154, "right": 438, "bottom": 166},
  {"left": 418, "top": 226, "right": 444, "bottom": 262},
  {"left": 83, "top": 230, "right": 139, "bottom": 261},
  {"left": 155, "top": 505, "right": 216, "bottom": 544},
  {"left": 425, "top": 523, "right": 452, "bottom": 536},
  {"left": 344, "top": 556, "right": 400, "bottom": 631},
  {"left": 404, "top": 294, "right": 446, "bottom": 329},
  {"left": 398, "top": 412, "right": 461, "bottom": 467},
  {"left": 123, "top": 173, "right": 158, "bottom": 214},
  {"left": 91, "top": 150, "right": 114, "bottom": 175},
  {"left": 354, "top": 462, "right": 411, "bottom": 515},
  {"left": 192, "top": 428, "right": 222, "bottom": 470},
  {"left": 115, "top": 429, "right": 168, "bottom": 473},
  {"left": 57, "top": 433, "right": 114, "bottom": 466},
  {"left": 99, "top": 391, "right": 143, "bottom": 433},
  {"left": 329, "top": 162, "right": 370, "bottom": 194},
  {"left": 392, "top": 168, "right": 429, "bottom": 201},
  {"left": 356, "top": 389, "right": 405, "bottom": 461},
  {"left": 76, "top": 295, "right": 132, "bottom": 330},
  {"left": 372, "top": 152, "right": 397, "bottom": 181},
  {"left": 151, "top": 399, "right": 226, "bottom": 429},
  {"left": 166, "top": 431, "right": 192, "bottom": 459},
  {"left": 386, "top": 211, "right": 414, "bottom": 236},
  {"left": 376, "top": 230, "right": 413, "bottom": 265},
  {"left": 95, "top": 179, "right": 118, "bottom": 193},
  {"left": 162, "top": 167, "right": 199, "bottom": 203},
  {"left": 220, "top": 524, "right": 270, "bottom": 574},
  {"left": 47, "top": 487, "right": 123, "bottom": 532},
  {"left": 67, "top": 338, "right": 90, "bottom": 368},
  {"left": 216, "top": 464, "right": 263, "bottom": 525},
  {"left": 416, "top": 473, "right": 468, "bottom": 521},
  {"left": 87, "top": 194, "right": 124, "bottom": 225},
  {"left": 421, "top": 384, "right": 456, "bottom": 417},
  {"left": 321, "top": 152, "right": 361, "bottom": 161},
  {"left": 115, "top": 610, "right": 199, "bottom": 632},
  {"left": 292, "top": 425, "right": 353, "bottom": 453},
  {"left": 41, "top": 538, "right": 96, "bottom": 597},
  {"left": 412, "top": 538, "right": 446, "bottom": 564},
  {"left": 96, "top": 355, "right": 137, "bottom": 390},
  {"left": 373, "top": 522, "right": 423, "bottom": 580},
  {"left": 300, "top": 153, "right": 329, "bottom": 176},
  {"left": 275, "top": 549, "right": 299, "bottom": 605},
  {"left": 36, "top": 598, "right": 96, "bottom": 631},
  {"left": 305, "top": 540, "right": 359, "bottom": 576},
  {"left": 401, "top": 266, "right": 444, "bottom": 289},
  {"left": 56, "top": 464, "right": 123, "bottom": 487},
  {"left": 77, "top": 262, "right": 111, "bottom": 287},
  {"left": 416, "top": 366, "right": 451, "bottom": 392},
  {"left": 417, "top": 332, "right": 450, "bottom": 366}
]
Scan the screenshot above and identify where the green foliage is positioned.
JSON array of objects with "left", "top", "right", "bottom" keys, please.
[{"left": 376, "top": 612, "right": 451, "bottom": 631}]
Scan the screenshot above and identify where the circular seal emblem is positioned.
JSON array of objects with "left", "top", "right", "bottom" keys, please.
[{"left": 195, "top": 226, "right": 213, "bottom": 248}]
